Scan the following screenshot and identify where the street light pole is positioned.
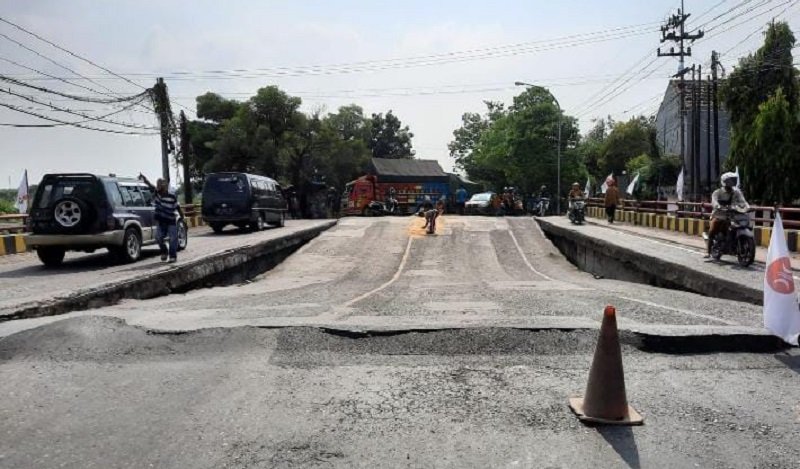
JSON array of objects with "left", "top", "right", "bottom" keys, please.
[{"left": 515, "top": 82, "right": 562, "bottom": 213}]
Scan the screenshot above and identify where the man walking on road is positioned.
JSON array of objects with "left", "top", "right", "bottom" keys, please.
[
  {"left": 140, "top": 174, "right": 183, "bottom": 263},
  {"left": 455, "top": 186, "right": 468, "bottom": 215},
  {"left": 604, "top": 177, "right": 621, "bottom": 224}
]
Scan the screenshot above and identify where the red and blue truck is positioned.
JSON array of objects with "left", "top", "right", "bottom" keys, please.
[{"left": 341, "top": 158, "right": 451, "bottom": 216}]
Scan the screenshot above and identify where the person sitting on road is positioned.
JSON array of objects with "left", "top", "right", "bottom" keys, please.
[
  {"left": 139, "top": 173, "right": 184, "bottom": 263},
  {"left": 704, "top": 172, "right": 750, "bottom": 258},
  {"left": 604, "top": 178, "right": 621, "bottom": 224},
  {"left": 568, "top": 182, "right": 583, "bottom": 212}
]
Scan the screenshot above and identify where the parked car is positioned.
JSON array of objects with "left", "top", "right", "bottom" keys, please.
[
  {"left": 464, "top": 192, "right": 496, "bottom": 215},
  {"left": 26, "top": 173, "right": 188, "bottom": 267},
  {"left": 201, "top": 172, "right": 286, "bottom": 233}
]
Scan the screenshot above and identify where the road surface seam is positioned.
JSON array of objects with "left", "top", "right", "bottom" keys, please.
[
  {"left": 508, "top": 225, "right": 553, "bottom": 281},
  {"left": 343, "top": 236, "right": 414, "bottom": 308},
  {"left": 619, "top": 296, "right": 741, "bottom": 326}
]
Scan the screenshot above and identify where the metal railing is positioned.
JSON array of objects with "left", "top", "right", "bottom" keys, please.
[{"left": 587, "top": 198, "right": 800, "bottom": 229}]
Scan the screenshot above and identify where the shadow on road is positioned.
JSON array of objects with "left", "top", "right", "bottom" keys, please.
[
  {"left": 0, "top": 249, "right": 162, "bottom": 278},
  {"left": 775, "top": 351, "right": 800, "bottom": 375},
  {"left": 597, "top": 426, "right": 641, "bottom": 469},
  {"left": 190, "top": 226, "right": 281, "bottom": 239}
]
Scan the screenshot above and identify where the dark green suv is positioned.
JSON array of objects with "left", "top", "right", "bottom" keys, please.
[{"left": 26, "top": 173, "right": 188, "bottom": 266}]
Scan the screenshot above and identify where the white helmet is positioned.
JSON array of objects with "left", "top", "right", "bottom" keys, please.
[{"left": 720, "top": 172, "right": 738, "bottom": 188}]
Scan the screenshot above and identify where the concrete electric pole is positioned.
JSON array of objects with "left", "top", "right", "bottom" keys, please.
[{"left": 657, "top": 0, "right": 704, "bottom": 199}]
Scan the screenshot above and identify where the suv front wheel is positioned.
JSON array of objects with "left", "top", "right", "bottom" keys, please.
[
  {"left": 110, "top": 228, "right": 142, "bottom": 263},
  {"left": 37, "top": 247, "right": 66, "bottom": 267}
]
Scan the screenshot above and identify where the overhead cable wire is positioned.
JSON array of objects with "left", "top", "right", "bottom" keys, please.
[
  {"left": 2, "top": 24, "right": 660, "bottom": 82},
  {"left": 0, "top": 98, "right": 151, "bottom": 127},
  {"left": 0, "top": 15, "right": 147, "bottom": 91},
  {"left": 0, "top": 87, "right": 157, "bottom": 130},
  {"left": 0, "top": 102, "right": 158, "bottom": 135},
  {"left": 0, "top": 31, "right": 132, "bottom": 101},
  {"left": 0, "top": 73, "right": 148, "bottom": 104}
]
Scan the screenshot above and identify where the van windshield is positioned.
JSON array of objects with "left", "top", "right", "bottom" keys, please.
[{"left": 205, "top": 174, "right": 248, "bottom": 196}]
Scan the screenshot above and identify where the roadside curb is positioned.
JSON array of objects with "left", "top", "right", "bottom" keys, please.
[
  {"left": 0, "top": 233, "right": 29, "bottom": 256},
  {"left": 537, "top": 218, "right": 763, "bottom": 305},
  {"left": 0, "top": 220, "right": 336, "bottom": 322},
  {"left": 586, "top": 206, "right": 800, "bottom": 252}
]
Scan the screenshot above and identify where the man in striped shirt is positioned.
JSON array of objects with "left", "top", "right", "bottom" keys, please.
[{"left": 140, "top": 174, "right": 184, "bottom": 263}]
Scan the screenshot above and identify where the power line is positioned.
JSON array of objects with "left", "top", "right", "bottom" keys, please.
[
  {"left": 0, "top": 73, "right": 149, "bottom": 104},
  {"left": 0, "top": 31, "right": 130, "bottom": 101},
  {"left": 0, "top": 87, "right": 157, "bottom": 130},
  {"left": 0, "top": 16, "right": 147, "bottom": 91},
  {"left": 2, "top": 23, "right": 660, "bottom": 83},
  {"left": 0, "top": 55, "right": 144, "bottom": 105},
  {"left": 0, "top": 101, "right": 158, "bottom": 135},
  {"left": 0, "top": 98, "right": 151, "bottom": 127}
]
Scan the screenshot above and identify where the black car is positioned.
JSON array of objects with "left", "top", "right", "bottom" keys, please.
[
  {"left": 26, "top": 173, "right": 188, "bottom": 266},
  {"left": 201, "top": 172, "right": 287, "bottom": 233}
]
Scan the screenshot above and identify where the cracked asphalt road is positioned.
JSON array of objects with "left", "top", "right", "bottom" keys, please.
[
  {"left": 0, "top": 216, "right": 769, "bottom": 336},
  {"left": 1, "top": 216, "right": 797, "bottom": 468},
  {"left": 1, "top": 318, "right": 799, "bottom": 468}
]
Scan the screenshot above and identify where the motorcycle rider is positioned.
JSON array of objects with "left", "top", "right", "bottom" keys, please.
[
  {"left": 568, "top": 182, "right": 583, "bottom": 213},
  {"left": 534, "top": 185, "right": 551, "bottom": 215},
  {"left": 705, "top": 172, "right": 750, "bottom": 258},
  {"left": 386, "top": 186, "right": 398, "bottom": 214}
]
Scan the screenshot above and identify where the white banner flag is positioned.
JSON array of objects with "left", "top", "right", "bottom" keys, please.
[
  {"left": 734, "top": 166, "right": 741, "bottom": 190},
  {"left": 676, "top": 168, "right": 684, "bottom": 202},
  {"left": 601, "top": 173, "right": 613, "bottom": 194},
  {"left": 14, "top": 170, "right": 29, "bottom": 214},
  {"left": 584, "top": 177, "right": 591, "bottom": 198},
  {"left": 763, "top": 213, "right": 800, "bottom": 345},
  {"left": 626, "top": 172, "right": 640, "bottom": 195}
]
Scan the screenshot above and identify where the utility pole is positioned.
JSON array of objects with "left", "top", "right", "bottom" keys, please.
[
  {"left": 150, "top": 77, "right": 174, "bottom": 183},
  {"left": 690, "top": 65, "right": 697, "bottom": 199},
  {"left": 178, "top": 110, "right": 193, "bottom": 204},
  {"left": 658, "top": 0, "right": 704, "bottom": 198},
  {"left": 692, "top": 65, "right": 703, "bottom": 197},
  {"left": 711, "top": 51, "right": 722, "bottom": 180},
  {"left": 706, "top": 74, "right": 712, "bottom": 192}
]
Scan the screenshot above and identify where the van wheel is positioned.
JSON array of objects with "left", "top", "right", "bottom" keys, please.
[
  {"left": 251, "top": 214, "right": 265, "bottom": 232},
  {"left": 210, "top": 223, "right": 225, "bottom": 234},
  {"left": 111, "top": 228, "right": 141, "bottom": 263},
  {"left": 37, "top": 247, "right": 66, "bottom": 267}
]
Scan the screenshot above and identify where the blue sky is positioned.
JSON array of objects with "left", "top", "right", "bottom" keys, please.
[{"left": 1, "top": 0, "right": 797, "bottom": 187}]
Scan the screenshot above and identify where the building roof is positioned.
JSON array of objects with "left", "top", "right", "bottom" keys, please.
[{"left": 369, "top": 158, "right": 448, "bottom": 178}]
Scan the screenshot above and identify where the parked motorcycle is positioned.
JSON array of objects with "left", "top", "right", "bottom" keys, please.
[
  {"left": 702, "top": 206, "right": 755, "bottom": 267},
  {"left": 568, "top": 199, "right": 586, "bottom": 225},
  {"left": 364, "top": 198, "right": 398, "bottom": 216}
]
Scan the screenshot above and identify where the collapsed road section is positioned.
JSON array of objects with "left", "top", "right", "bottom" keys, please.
[
  {"left": 0, "top": 220, "right": 336, "bottom": 322},
  {"left": 536, "top": 217, "right": 775, "bottom": 305}
]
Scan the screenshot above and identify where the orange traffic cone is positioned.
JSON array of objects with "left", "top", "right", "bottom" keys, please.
[{"left": 569, "top": 305, "right": 643, "bottom": 425}]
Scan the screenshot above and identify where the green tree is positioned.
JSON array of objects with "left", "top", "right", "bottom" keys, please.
[
  {"left": 317, "top": 105, "right": 372, "bottom": 188},
  {"left": 598, "top": 116, "right": 654, "bottom": 175},
  {"left": 723, "top": 21, "right": 799, "bottom": 203},
  {"left": 448, "top": 101, "right": 505, "bottom": 173},
  {"left": 459, "top": 86, "right": 583, "bottom": 196},
  {"left": 368, "top": 110, "right": 414, "bottom": 159},
  {"left": 738, "top": 88, "right": 800, "bottom": 203}
]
